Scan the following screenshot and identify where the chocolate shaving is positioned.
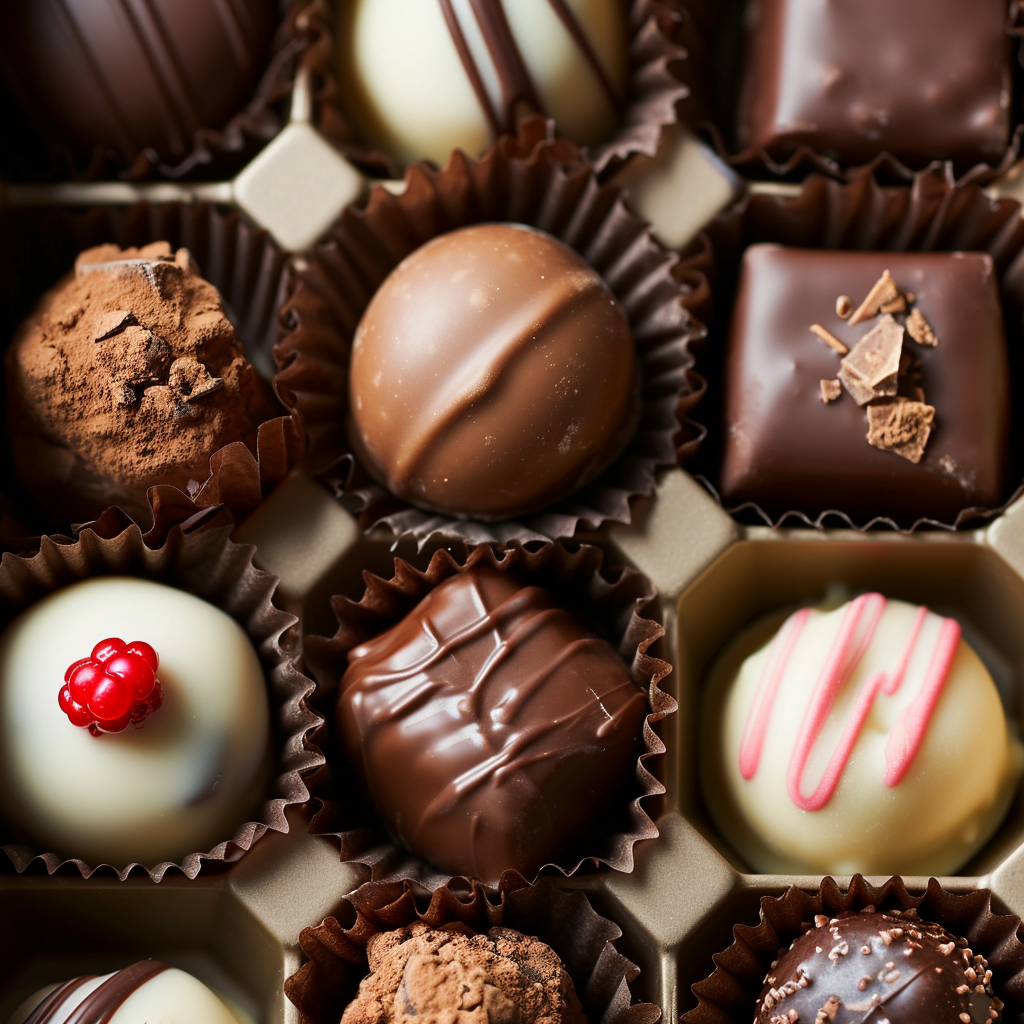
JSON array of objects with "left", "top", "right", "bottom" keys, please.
[
  {"left": 810, "top": 323, "right": 849, "bottom": 355},
  {"left": 167, "top": 356, "right": 224, "bottom": 402},
  {"left": 906, "top": 308, "right": 938, "bottom": 347},
  {"left": 838, "top": 315, "right": 904, "bottom": 406},
  {"left": 836, "top": 295, "right": 852, "bottom": 319},
  {"left": 93, "top": 309, "right": 137, "bottom": 342},
  {"left": 849, "top": 270, "right": 900, "bottom": 325},
  {"left": 880, "top": 295, "right": 907, "bottom": 315},
  {"left": 867, "top": 398, "right": 935, "bottom": 463},
  {"left": 820, "top": 379, "right": 842, "bottom": 403}
]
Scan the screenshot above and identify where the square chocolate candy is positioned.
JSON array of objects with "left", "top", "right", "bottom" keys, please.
[
  {"left": 719, "top": 246, "right": 1010, "bottom": 523},
  {"left": 736, "top": 0, "right": 1011, "bottom": 170}
]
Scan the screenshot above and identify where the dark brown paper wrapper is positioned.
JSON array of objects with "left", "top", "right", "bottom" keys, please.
[
  {"left": 301, "top": 540, "right": 675, "bottom": 892},
  {"left": 0, "top": 490, "right": 323, "bottom": 881},
  {"left": 673, "top": 0, "right": 1024, "bottom": 185},
  {"left": 0, "top": 0, "right": 318, "bottom": 183},
  {"left": 286, "top": 878, "right": 661, "bottom": 1024},
  {"left": 680, "top": 169, "right": 1024, "bottom": 531},
  {"left": 275, "top": 123, "right": 706, "bottom": 548},
  {"left": 300, "top": 0, "right": 693, "bottom": 180},
  {"left": 684, "top": 876, "right": 1024, "bottom": 1024},
  {"left": 0, "top": 201, "right": 304, "bottom": 535}
]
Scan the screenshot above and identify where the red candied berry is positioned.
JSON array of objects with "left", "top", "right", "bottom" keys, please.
[{"left": 59, "top": 637, "right": 163, "bottom": 736}]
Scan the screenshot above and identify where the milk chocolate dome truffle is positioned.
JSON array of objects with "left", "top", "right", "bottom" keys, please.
[
  {"left": 346, "top": 223, "right": 639, "bottom": 521},
  {"left": 6, "top": 242, "right": 273, "bottom": 524},
  {"left": 756, "top": 908, "right": 1003, "bottom": 1024}
]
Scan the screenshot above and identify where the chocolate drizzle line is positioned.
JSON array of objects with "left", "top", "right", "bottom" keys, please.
[
  {"left": 436, "top": 0, "right": 619, "bottom": 137},
  {"left": 25, "top": 961, "right": 168, "bottom": 1024}
]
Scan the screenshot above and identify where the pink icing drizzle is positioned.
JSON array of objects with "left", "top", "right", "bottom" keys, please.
[{"left": 737, "top": 594, "right": 962, "bottom": 810}]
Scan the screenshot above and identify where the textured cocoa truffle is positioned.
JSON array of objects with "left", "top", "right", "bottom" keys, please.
[
  {"left": 346, "top": 222, "right": 639, "bottom": 521},
  {"left": 6, "top": 242, "right": 271, "bottom": 523},
  {"left": 342, "top": 922, "right": 586, "bottom": 1024},
  {"left": 757, "top": 908, "right": 1002, "bottom": 1024},
  {"left": 337, "top": 567, "right": 647, "bottom": 884}
]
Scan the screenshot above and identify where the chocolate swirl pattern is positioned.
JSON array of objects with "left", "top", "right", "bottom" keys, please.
[{"left": 336, "top": 567, "right": 648, "bottom": 885}]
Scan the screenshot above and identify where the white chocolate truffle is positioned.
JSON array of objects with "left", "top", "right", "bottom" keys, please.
[
  {"left": 702, "top": 594, "right": 1023, "bottom": 875},
  {"left": 0, "top": 576, "right": 270, "bottom": 865},
  {"left": 8, "top": 961, "right": 244, "bottom": 1024},
  {"left": 340, "top": 0, "right": 627, "bottom": 167}
]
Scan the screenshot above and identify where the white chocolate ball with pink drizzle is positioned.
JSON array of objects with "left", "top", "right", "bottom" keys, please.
[{"left": 702, "top": 594, "right": 1023, "bottom": 875}]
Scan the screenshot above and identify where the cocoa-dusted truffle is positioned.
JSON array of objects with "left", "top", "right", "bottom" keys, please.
[
  {"left": 347, "top": 222, "right": 639, "bottom": 521},
  {"left": 6, "top": 242, "right": 272, "bottom": 523},
  {"left": 0, "top": 0, "right": 277, "bottom": 169},
  {"left": 757, "top": 908, "right": 1003, "bottom": 1024},
  {"left": 342, "top": 922, "right": 586, "bottom": 1024},
  {"left": 337, "top": 567, "right": 647, "bottom": 884}
]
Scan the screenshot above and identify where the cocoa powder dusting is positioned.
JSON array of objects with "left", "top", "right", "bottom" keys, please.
[
  {"left": 6, "top": 242, "right": 271, "bottom": 521},
  {"left": 342, "top": 922, "right": 586, "bottom": 1024}
]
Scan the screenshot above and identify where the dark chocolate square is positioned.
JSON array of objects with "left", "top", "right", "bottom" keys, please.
[
  {"left": 719, "top": 246, "right": 1010, "bottom": 523},
  {"left": 736, "top": 0, "right": 1011, "bottom": 170}
]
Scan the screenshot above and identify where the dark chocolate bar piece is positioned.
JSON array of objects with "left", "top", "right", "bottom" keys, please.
[
  {"left": 736, "top": 0, "right": 1011, "bottom": 170},
  {"left": 719, "top": 246, "right": 1010, "bottom": 522}
]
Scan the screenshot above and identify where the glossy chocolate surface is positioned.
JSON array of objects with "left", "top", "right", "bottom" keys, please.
[
  {"left": 757, "top": 909, "right": 1000, "bottom": 1024},
  {"left": 347, "top": 223, "right": 638, "bottom": 521},
  {"left": 0, "top": 0, "right": 276, "bottom": 165},
  {"left": 719, "top": 246, "right": 1010, "bottom": 523},
  {"left": 336, "top": 567, "right": 647, "bottom": 885},
  {"left": 736, "top": 0, "right": 1011, "bottom": 170}
]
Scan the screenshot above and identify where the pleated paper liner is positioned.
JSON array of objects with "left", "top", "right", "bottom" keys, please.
[
  {"left": 300, "top": 540, "right": 675, "bottom": 893},
  {"left": 671, "top": 0, "right": 1024, "bottom": 185},
  {"left": 299, "top": 0, "right": 694, "bottom": 181},
  {"left": 286, "top": 877, "right": 661, "bottom": 1024},
  {"left": 0, "top": 0, "right": 321, "bottom": 182},
  {"left": 0, "top": 201, "right": 303, "bottom": 535},
  {"left": 678, "top": 169, "right": 1024, "bottom": 532},
  {"left": 0, "top": 489, "right": 323, "bottom": 881},
  {"left": 684, "top": 876, "right": 1024, "bottom": 1024},
  {"left": 275, "top": 123, "right": 706, "bottom": 548}
]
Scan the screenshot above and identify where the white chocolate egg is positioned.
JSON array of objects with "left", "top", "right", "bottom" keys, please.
[
  {"left": 702, "top": 594, "right": 1023, "bottom": 875},
  {"left": 0, "top": 576, "right": 270, "bottom": 865},
  {"left": 339, "top": 0, "right": 627, "bottom": 166}
]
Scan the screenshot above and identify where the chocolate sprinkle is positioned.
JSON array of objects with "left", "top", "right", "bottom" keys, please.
[
  {"left": 866, "top": 398, "right": 935, "bottom": 463},
  {"left": 838, "top": 315, "right": 904, "bottom": 405},
  {"left": 907, "top": 307, "right": 939, "bottom": 347},
  {"left": 848, "top": 269, "right": 901, "bottom": 325}
]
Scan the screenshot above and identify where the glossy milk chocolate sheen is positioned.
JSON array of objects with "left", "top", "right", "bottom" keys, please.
[
  {"left": 736, "top": 0, "right": 1011, "bottom": 170},
  {"left": 336, "top": 568, "right": 648, "bottom": 885},
  {"left": 347, "top": 223, "right": 639, "bottom": 520},
  {"left": 719, "top": 246, "right": 1010, "bottom": 523}
]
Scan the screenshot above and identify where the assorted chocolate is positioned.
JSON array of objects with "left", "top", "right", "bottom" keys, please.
[
  {"left": 719, "top": 246, "right": 1010, "bottom": 523},
  {"left": 340, "top": 922, "right": 585, "bottom": 1024},
  {"left": 6, "top": 242, "right": 275, "bottom": 526},
  {"left": 0, "top": 0, "right": 279, "bottom": 174},
  {"left": 347, "top": 223, "right": 639, "bottom": 521},
  {"left": 336, "top": 566, "right": 648, "bottom": 885},
  {"left": 756, "top": 908, "right": 1003, "bottom": 1024},
  {"left": 702, "top": 592, "right": 1024, "bottom": 876},
  {"left": 338, "top": 0, "right": 626, "bottom": 167},
  {"left": 7, "top": 961, "right": 241, "bottom": 1024},
  {"left": 736, "top": 0, "right": 1012, "bottom": 173}
]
